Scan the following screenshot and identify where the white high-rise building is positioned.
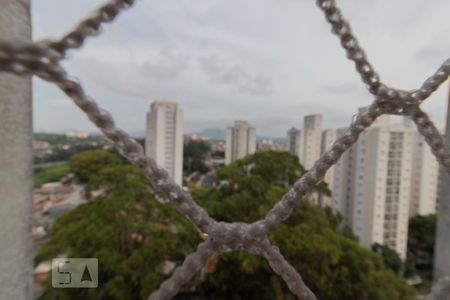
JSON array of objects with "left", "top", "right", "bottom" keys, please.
[
  {"left": 332, "top": 128, "right": 354, "bottom": 225},
  {"left": 225, "top": 120, "right": 256, "bottom": 165},
  {"left": 409, "top": 131, "right": 439, "bottom": 217},
  {"left": 145, "top": 101, "right": 184, "bottom": 185},
  {"left": 287, "top": 115, "right": 323, "bottom": 170},
  {"left": 287, "top": 127, "right": 303, "bottom": 159},
  {"left": 320, "top": 129, "right": 337, "bottom": 207},
  {"left": 331, "top": 109, "right": 439, "bottom": 259},
  {"left": 303, "top": 115, "right": 323, "bottom": 170},
  {"left": 434, "top": 84, "right": 450, "bottom": 280},
  {"left": 287, "top": 115, "right": 324, "bottom": 204}
]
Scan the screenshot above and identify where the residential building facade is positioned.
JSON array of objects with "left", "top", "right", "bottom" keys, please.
[
  {"left": 320, "top": 129, "right": 337, "bottom": 207},
  {"left": 434, "top": 84, "right": 450, "bottom": 280},
  {"left": 145, "top": 101, "right": 184, "bottom": 185},
  {"left": 287, "top": 127, "right": 302, "bottom": 159},
  {"left": 332, "top": 111, "right": 426, "bottom": 259},
  {"left": 225, "top": 120, "right": 256, "bottom": 165},
  {"left": 287, "top": 115, "right": 327, "bottom": 205},
  {"left": 409, "top": 132, "right": 439, "bottom": 217},
  {"left": 287, "top": 115, "right": 323, "bottom": 170},
  {"left": 302, "top": 115, "right": 323, "bottom": 170}
]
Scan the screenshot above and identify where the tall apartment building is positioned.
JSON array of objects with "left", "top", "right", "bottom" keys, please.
[
  {"left": 287, "top": 127, "right": 303, "bottom": 159},
  {"left": 332, "top": 128, "right": 354, "bottom": 225},
  {"left": 287, "top": 115, "right": 323, "bottom": 170},
  {"left": 434, "top": 84, "right": 450, "bottom": 280},
  {"left": 225, "top": 120, "right": 256, "bottom": 165},
  {"left": 331, "top": 109, "right": 437, "bottom": 259},
  {"left": 303, "top": 115, "right": 323, "bottom": 170},
  {"left": 409, "top": 132, "right": 439, "bottom": 217},
  {"left": 320, "top": 129, "right": 337, "bottom": 207},
  {"left": 145, "top": 101, "right": 183, "bottom": 185},
  {"left": 287, "top": 115, "right": 326, "bottom": 204}
]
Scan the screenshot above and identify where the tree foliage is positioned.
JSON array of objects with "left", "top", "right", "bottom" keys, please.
[
  {"left": 183, "top": 140, "right": 211, "bottom": 175},
  {"left": 37, "top": 150, "right": 417, "bottom": 300},
  {"left": 407, "top": 214, "right": 437, "bottom": 282},
  {"left": 196, "top": 203, "right": 412, "bottom": 300},
  {"left": 37, "top": 156, "right": 199, "bottom": 300},
  {"left": 34, "top": 164, "right": 70, "bottom": 188},
  {"left": 33, "top": 133, "right": 111, "bottom": 164},
  {"left": 193, "top": 151, "right": 416, "bottom": 300},
  {"left": 372, "top": 243, "right": 403, "bottom": 275},
  {"left": 69, "top": 150, "right": 122, "bottom": 182}
]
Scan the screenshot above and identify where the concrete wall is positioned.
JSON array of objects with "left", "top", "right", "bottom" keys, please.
[
  {"left": 434, "top": 85, "right": 450, "bottom": 280},
  {"left": 247, "top": 127, "right": 256, "bottom": 155},
  {"left": 225, "top": 127, "right": 233, "bottom": 165},
  {"left": 174, "top": 108, "right": 183, "bottom": 185},
  {"left": 409, "top": 133, "right": 439, "bottom": 217},
  {"left": 320, "top": 129, "right": 336, "bottom": 207},
  {"left": 0, "top": 1, "right": 33, "bottom": 299}
]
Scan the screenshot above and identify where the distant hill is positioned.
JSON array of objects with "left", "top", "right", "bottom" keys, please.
[
  {"left": 193, "top": 128, "right": 227, "bottom": 140},
  {"left": 129, "top": 130, "right": 145, "bottom": 138},
  {"left": 260, "top": 137, "right": 287, "bottom": 144},
  {"left": 192, "top": 128, "right": 287, "bottom": 144},
  {"left": 35, "top": 129, "right": 287, "bottom": 144}
]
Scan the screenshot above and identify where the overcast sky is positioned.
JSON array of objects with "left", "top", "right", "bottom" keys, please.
[{"left": 32, "top": 0, "right": 450, "bottom": 137}]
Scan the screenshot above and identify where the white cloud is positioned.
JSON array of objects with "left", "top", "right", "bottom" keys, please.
[{"left": 32, "top": 0, "right": 450, "bottom": 136}]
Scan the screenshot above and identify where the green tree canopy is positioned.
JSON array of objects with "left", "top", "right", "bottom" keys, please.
[
  {"left": 183, "top": 140, "right": 211, "bottom": 175},
  {"left": 372, "top": 243, "right": 403, "bottom": 275},
  {"left": 37, "top": 150, "right": 417, "bottom": 300},
  {"left": 194, "top": 151, "right": 329, "bottom": 223},
  {"left": 69, "top": 150, "right": 122, "bottom": 182},
  {"left": 34, "top": 164, "right": 70, "bottom": 188},
  {"left": 191, "top": 151, "right": 416, "bottom": 300},
  {"left": 37, "top": 163, "right": 199, "bottom": 300},
  {"left": 407, "top": 214, "right": 437, "bottom": 282},
  {"left": 193, "top": 202, "right": 416, "bottom": 300}
]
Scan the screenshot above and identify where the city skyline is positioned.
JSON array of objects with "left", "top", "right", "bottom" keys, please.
[
  {"left": 32, "top": 102, "right": 450, "bottom": 140},
  {"left": 32, "top": 0, "right": 450, "bottom": 137}
]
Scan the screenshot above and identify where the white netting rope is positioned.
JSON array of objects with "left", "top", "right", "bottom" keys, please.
[
  {"left": 429, "top": 277, "right": 450, "bottom": 300},
  {"left": 0, "top": 0, "right": 449, "bottom": 299}
]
